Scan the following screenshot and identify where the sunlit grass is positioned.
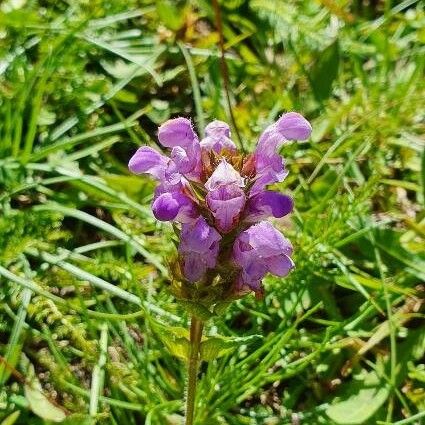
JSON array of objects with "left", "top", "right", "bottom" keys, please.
[{"left": 0, "top": 1, "right": 424, "bottom": 424}]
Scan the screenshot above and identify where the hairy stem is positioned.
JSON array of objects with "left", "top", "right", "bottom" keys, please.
[{"left": 185, "top": 316, "right": 204, "bottom": 425}]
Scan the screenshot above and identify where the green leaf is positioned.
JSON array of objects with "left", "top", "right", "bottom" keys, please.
[
  {"left": 374, "top": 228, "right": 425, "bottom": 280},
  {"left": 179, "top": 300, "right": 215, "bottom": 321},
  {"left": 151, "top": 322, "right": 190, "bottom": 360},
  {"left": 200, "top": 335, "right": 262, "bottom": 361},
  {"left": 310, "top": 40, "right": 340, "bottom": 102},
  {"left": 0, "top": 411, "right": 21, "bottom": 425},
  {"left": 24, "top": 364, "right": 67, "bottom": 422},
  {"left": 151, "top": 317, "right": 262, "bottom": 362},
  {"left": 325, "top": 371, "right": 389, "bottom": 424},
  {"left": 0, "top": 287, "right": 31, "bottom": 385}
]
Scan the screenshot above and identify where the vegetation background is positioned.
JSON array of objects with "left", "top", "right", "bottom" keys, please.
[{"left": 0, "top": 0, "right": 424, "bottom": 424}]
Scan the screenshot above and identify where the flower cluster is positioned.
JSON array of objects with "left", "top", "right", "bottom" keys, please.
[{"left": 129, "top": 113, "right": 311, "bottom": 299}]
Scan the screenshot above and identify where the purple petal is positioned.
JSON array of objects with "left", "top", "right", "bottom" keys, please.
[
  {"left": 253, "top": 113, "right": 311, "bottom": 193},
  {"left": 253, "top": 134, "right": 288, "bottom": 195},
  {"left": 256, "top": 113, "right": 311, "bottom": 155},
  {"left": 232, "top": 221, "right": 293, "bottom": 291},
  {"left": 182, "top": 253, "right": 206, "bottom": 282},
  {"left": 275, "top": 112, "right": 312, "bottom": 141},
  {"left": 179, "top": 217, "right": 221, "bottom": 282},
  {"left": 267, "top": 254, "right": 294, "bottom": 276},
  {"left": 205, "top": 159, "right": 244, "bottom": 191},
  {"left": 128, "top": 146, "right": 168, "bottom": 179},
  {"left": 168, "top": 142, "right": 202, "bottom": 181},
  {"left": 200, "top": 120, "right": 236, "bottom": 153},
  {"left": 158, "top": 117, "right": 198, "bottom": 148},
  {"left": 200, "top": 136, "right": 237, "bottom": 153},
  {"left": 207, "top": 185, "right": 245, "bottom": 233},
  {"left": 152, "top": 191, "right": 198, "bottom": 223},
  {"left": 180, "top": 217, "right": 221, "bottom": 254},
  {"left": 249, "top": 158, "right": 288, "bottom": 196},
  {"left": 238, "top": 261, "right": 268, "bottom": 291},
  {"left": 205, "top": 120, "right": 231, "bottom": 138},
  {"left": 245, "top": 222, "right": 293, "bottom": 257},
  {"left": 256, "top": 127, "right": 283, "bottom": 158},
  {"left": 245, "top": 191, "right": 293, "bottom": 222}
]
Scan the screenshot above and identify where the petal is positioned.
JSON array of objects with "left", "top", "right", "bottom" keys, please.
[
  {"left": 179, "top": 218, "right": 221, "bottom": 282},
  {"left": 233, "top": 222, "right": 292, "bottom": 259},
  {"left": 232, "top": 222, "right": 294, "bottom": 292},
  {"left": 152, "top": 193, "right": 180, "bottom": 221},
  {"left": 233, "top": 257, "right": 268, "bottom": 293},
  {"left": 245, "top": 191, "right": 293, "bottom": 221},
  {"left": 205, "top": 159, "right": 245, "bottom": 191},
  {"left": 242, "top": 261, "right": 268, "bottom": 283},
  {"left": 232, "top": 234, "right": 253, "bottom": 268},
  {"left": 205, "top": 120, "right": 231, "bottom": 138},
  {"left": 246, "top": 222, "right": 293, "bottom": 257},
  {"left": 235, "top": 274, "right": 262, "bottom": 293},
  {"left": 256, "top": 126, "right": 283, "bottom": 158},
  {"left": 275, "top": 112, "right": 312, "bottom": 141},
  {"left": 250, "top": 157, "right": 288, "bottom": 195},
  {"left": 201, "top": 120, "right": 237, "bottom": 153},
  {"left": 207, "top": 185, "right": 245, "bottom": 233},
  {"left": 236, "top": 266, "right": 266, "bottom": 292},
  {"left": 169, "top": 143, "right": 202, "bottom": 180},
  {"left": 256, "top": 113, "right": 311, "bottom": 155},
  {"left": 180, "top": 217, "right": 221, "bottom": 254},
  {"left": 152, "top": 191, "right": 198, "bottom": 223},
  {"left": 267, "top": 254, "right": 294, "bottom": 277},
  {"left": 128, "top": 146, "right": 168, "bottom": 179},
  {"left": 158, "top": 117, "right": 198, "bottom": 148},
  {"left": 182, "top": 253, "right": 207, "bottom": 282},
  {"left": 254, "top": 113, "right": 311, "bottom": 185},
  {"left": 200, "top": 135, "right": 237, "bottom": 153}
]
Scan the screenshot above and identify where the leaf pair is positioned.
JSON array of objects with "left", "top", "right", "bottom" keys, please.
[{"left": 151, "top": 320, "right": 261, "bottom": 361}]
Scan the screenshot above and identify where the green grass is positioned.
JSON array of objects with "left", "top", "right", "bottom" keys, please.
[{"left": 0, "top": 0, "right": 424, "bottom": 424}]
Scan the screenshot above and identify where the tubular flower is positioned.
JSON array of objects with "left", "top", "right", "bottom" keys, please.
[
  {"left": 232, "top": 221, "right": 294, "bottom": 294},
  {"left": 128, "top": 113, "right": 311, "bottom": 297}
]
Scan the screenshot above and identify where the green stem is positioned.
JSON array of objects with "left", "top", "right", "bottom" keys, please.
[{"left": 185, "top": 316, "right": 204, "bottom": 425}]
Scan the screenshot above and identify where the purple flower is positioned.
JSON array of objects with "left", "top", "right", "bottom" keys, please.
[
  {"left": 128, "top": 146, "right": 169, "bottom": 180},
  {"left": 158, "top": 117, "right": 197, "bottom": 148},
  {"left": 250, "top": 152, "right": 288, "bottom": 196},
  {"left": 179, "top": 217, "right": 222, "bottom": 282},
  {"left": 128, "top": 112, "right": 310, "bottom": 291},
  {"left": 232, "top": 221, "right": 294, "bottom": 292},
  {"left": 167, "top": 142, "right": 202, "bottom": 182},
  {"left": 128, "top": 118, "right": 202, "bottom": 183},
  {"left": 159, "top": 118, "right": 202, "bottom": 181},
  {"left": 152, "top": 185, "right": 198, "bottom": 223},
  {"left": 200, "top": 120, "right": 237, "bottom": 153},
  {"left": 245, "top": 191, "right": 293, "bottom": 222},
  {"left": 204, "top": 159, "right": 244, "bottom": 191},
  {"left": 252, "top": 112, "right": 311, "bottom": 194},
  {"left": 256, "top": 112, "right": 312, "bottom": 156},
  {"left": 205, "top": 159, "right": 246, "bottom": 233},
  {"left": 207, "top": 185, "right": 245, "bottom": 233}
]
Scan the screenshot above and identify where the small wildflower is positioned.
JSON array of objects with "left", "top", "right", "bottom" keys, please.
[{"left": 129, "top": 113, "right": 311, "bottom": 301}]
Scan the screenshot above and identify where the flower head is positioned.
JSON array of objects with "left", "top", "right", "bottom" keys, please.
[{"left": 128, "top": 113, "right": 311, "bottom": 297}]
